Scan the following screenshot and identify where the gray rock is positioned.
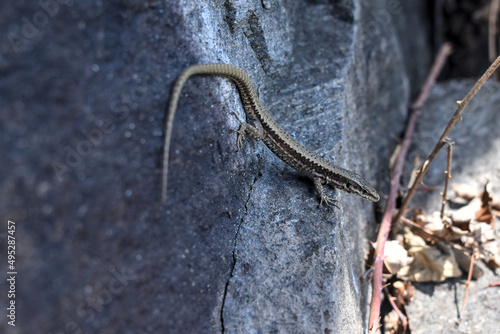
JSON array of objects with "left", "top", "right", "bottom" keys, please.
[{"left": 0, "top": 0, "right": 427, "bottom": 333}]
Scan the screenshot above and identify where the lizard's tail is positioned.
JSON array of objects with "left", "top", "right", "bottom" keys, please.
[
  {"left": 161, "top": 64, "right": 258, "bottom": 204},
  {"left": 161, "top": 66, "right": 197, "bottom": 204}
]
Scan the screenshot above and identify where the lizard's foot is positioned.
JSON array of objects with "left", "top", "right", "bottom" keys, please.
[
  {"left": 230, "top": 112, "right": 247, "bottom": 150},
  {"left": 318, "top": 194, "right": 339, "bottom": 210},
  {"left": 314, "top": 177, "right": 339, "bottom": 210}
]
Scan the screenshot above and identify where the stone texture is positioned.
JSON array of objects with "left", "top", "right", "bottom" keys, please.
[
  {"left": 0, "top": 0, "right": 425, "bottom": 333},
  {"left": 392, "top": 0, "right": 433, "bottom": 96}
]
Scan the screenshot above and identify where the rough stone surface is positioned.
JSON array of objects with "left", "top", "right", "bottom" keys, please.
[
  {"left": 392, "top": 0, "right": 432, "bottom": 96},
  {"left": 0, "top": 0, "right": 424, "bottom": 333},
  {"left": 406, "top": 80, "right": 500, "bottom": 333}
]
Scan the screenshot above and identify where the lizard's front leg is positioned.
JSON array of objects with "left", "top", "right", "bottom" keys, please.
[{"left": 314, "top": 177, "right": 339, "bottom": 210}]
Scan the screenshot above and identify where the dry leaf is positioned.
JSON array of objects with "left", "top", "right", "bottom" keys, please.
[
  {"left": 451, "top": 247, "right": 483, "bottom": 279},
  {"left": 469, "top": 221, "right": 496, "bottom": 243},
  {"left": 393, "top": 280, "right": 413, "bottom": 306},
  {"left": 452, "top": 183, "right": 479, "bottom": 200},
  {"left": 416, "top": 211, "right": 443, "bottom": 232},
  {"left": 489, "top": 244, "right": 500, "bottom": 269},
  {"left": 475, "top": 188, "right": 494, "bottom": 226},
  {"left": 486, "top": 253, "right": 500, "bottom": 269},
  {"left": 384, "top": 240, "right": 413, "bottom": 275},
  {"left": 450, "top": 197, "right": 482, "bottom": 224},
  {"left": 491, "top": 197, "right": 500, "bottom": 211},
  {"left": 414, "top": 211, "right": 465, "bottom": 242},
  {"left": 403, "top": 228, "right": 462, "bottom": 282},
  {"left": 451, "top": 220, "right": 470, "bottom": 231},
  {"left": 383, "top": 309, "right": 401, "bottom": 334}
]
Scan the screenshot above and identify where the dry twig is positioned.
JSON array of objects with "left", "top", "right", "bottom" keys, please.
[
  {"left": 383, "top": 286, "right": 408, "bottom": 333},
  {"left": 487, "top": 281, "right": 500, "bottom": 288},
  {"left": 401, "top": 216, "right": 471, "bottom": 254},
  {"left": 458, "top": 247, "right": 476, "bottom": 324},
  {"left": 394, "top": 54, "right": 500, "bottom": 225},
  {"left": 440, "top": 142, "right": 454, "bottom": 219},
  {"left": 368, "top": 43, "right": 452, "bottom": 333}
]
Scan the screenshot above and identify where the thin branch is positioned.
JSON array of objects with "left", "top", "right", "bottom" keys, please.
[
  {"left": 368, "top": 43, "right": 452, "bottom": 333},
  {"left": 440, "top": 142, "right": 454, "bottom": 219},
  {"left": 368, "top": 99, "right": 417, "bottom": 334},
  {"left": 400, "top": 216, "right": 471, "bottom": 254},
  {"left": 458, "top": 247, "right": 476, "bottom": 324},
  {"left": 407, "top": 154, "right": 421, "bottom": 191},
  {"left": 394, "top": 54, "right": 500, "bottom": 225},
  {"left": 487, "top": 281, "right": 500, "bottom": 288},
  {"left": 383, "top": 286, "right": 408, "bottom": 333},
  {"left": 401, "top": 216, "right": 443, "bottom": 243}
]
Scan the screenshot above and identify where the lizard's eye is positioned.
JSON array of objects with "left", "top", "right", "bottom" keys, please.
[{"left": 345, "top": 182, "right": 351, "bottom": 190}]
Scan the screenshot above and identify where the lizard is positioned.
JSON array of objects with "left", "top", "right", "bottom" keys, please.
[{"left": 161, "top": 63, "right": 380, "bottom": 208}]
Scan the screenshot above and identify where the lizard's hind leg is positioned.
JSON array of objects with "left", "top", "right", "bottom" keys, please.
[{"left": 231, "top": 112, "right": 265, "bottom": 150}]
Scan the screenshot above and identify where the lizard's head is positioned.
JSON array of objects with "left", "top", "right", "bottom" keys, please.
[{"left": 336, "top": 173, "right": 380, "bottom": 202}]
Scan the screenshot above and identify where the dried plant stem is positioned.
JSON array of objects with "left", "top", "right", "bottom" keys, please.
[
  {"left": 487, "top": 281, "right": 500, "bottom": 288},
  {"left": 401, "top": 216, "right": 442, "bottom": 243},
  {"left": 383, "top": 286, "right": 408, "bottom": 333},
  {"left": 407, "top": 154, "right": 421, "bottom": 190},
  {"left": 440, "top": 142, "right": 453, "bottom": 219},
  {"left": 394, "top": 54, "right": 500, "bottom": 225},
  {"left": 458, "top": 247, "right": 476, "bottom": 323},
  {"left": 401, "top": 216, "right": 470, "bottom": 253},
  {"left": 368, "top": 43, "right": 452, "bottom": 333}
]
